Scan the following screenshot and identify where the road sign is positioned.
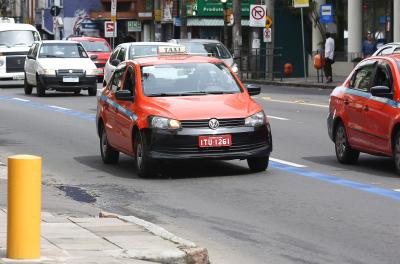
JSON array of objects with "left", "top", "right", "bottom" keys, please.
[
  {"left": 111, "top": 0, "right": 117, "bottom": 22},
  {"left": 104, "top": 21, "right": 116, "bottom": 38},
  {"left": 320, "top": 4, "right": 334, "bottom": 24},
  {"left": 50, "top": 5, "right": 61, "bottom": 17},
  {"left": 293, "top": 0, "right": 309, "bottom": 8},
  {"left": 127, "top": 20, "right": 141, "bottom": 32},
  {"left": 249, "top": 5, "right": 266, "bottom": 28},
  {"left": 265, "top": 15, "right": 272, "bottom": 29},
  {"left": 263, "top": 28, "right": 272, "bottom": 43}
]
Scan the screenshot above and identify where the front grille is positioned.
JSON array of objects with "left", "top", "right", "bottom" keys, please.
[
  {"left": 6, "top": 56, "right": 25, "bottom": 73},
  {"left": 181, "top": 118, "right": 245, "bottom": 128},
  {"left": 3, "top": 51, "right": 28, "bottom": 56},
  {"left": 57, "top": 69, "right": 85, "bottom": 76},
  {"left": 95, "top": 62, "right": 106, "bottom": 68}
]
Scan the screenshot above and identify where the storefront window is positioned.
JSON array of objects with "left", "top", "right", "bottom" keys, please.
[{"left": 362, "top": 0, "right": 392, "bottom": 46}]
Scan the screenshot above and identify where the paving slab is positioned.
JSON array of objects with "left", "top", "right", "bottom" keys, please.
[{"left": 41, "top": 223, "right": 98, "bottom": 239}]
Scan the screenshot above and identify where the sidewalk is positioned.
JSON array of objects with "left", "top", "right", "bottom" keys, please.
[
  {"left": 245, "top": 76, "right": 347, "bottom": 89},
  {"left": 0, "top": 162, "right": 209, "bottom": 264}
]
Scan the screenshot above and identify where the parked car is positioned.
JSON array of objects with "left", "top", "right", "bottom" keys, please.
[
  {"left": 67, "top": 36, "right": 111, "bottom": 82},
  {"left": 0, "top": 23, "right": 41, "bottom": 81},
  {"left": 97, "top": 46, "right": 272, "bottom": 177},
  {"left": 372, "top": 42, "right": 400, "bottom": 56},
  {"left": 103, "top": 42, "right": 181, "bottom": 85},
  {"left": 24, "top": 40, "right": 101, "bottom": 96},
  {"left": 168, "top": 39, "right": 238, "bottom": 74},
  {"left": 327, "top": 53, "right": 400, "bottom": 174}
]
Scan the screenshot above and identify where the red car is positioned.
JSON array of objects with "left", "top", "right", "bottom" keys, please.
[
  {"left": 327, "top": 54, "right": 400, "bottom": 173},
  {"left": 68, "top": 36, "right": 111, "bottom": 81}
]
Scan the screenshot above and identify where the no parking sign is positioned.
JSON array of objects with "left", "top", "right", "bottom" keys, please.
[{"left": 263, "top": 28, "right": 272, "bottom": 43}]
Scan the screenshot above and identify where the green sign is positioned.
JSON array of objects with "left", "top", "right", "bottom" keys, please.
[
  {"left": 127, "top": 21, "right": 141, "bottom": 32},
  {"left": 187, "top": 0, "right": 254, "bottom": 17}
]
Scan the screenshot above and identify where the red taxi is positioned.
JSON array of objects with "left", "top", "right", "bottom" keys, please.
[
  {"left": 328, "top": 54, "right": 400, "bottom": 174},
  {"left": 96, "top": 47, "right": 272, "bottom": 177},
  {"left": 68, "top": 36, "right": 111, "bottom": 80}
]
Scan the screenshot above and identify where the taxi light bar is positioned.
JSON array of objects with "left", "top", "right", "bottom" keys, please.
[{"left": 157, "top": 46, "right": 187, "bottom": 55}]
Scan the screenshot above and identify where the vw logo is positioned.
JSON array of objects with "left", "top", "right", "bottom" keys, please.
[
  {"left": 69, "top": 70, "right": 73, "bottom": 73},
  {"left": 208, "top": 118, "right": 219, "bottom": 129}
]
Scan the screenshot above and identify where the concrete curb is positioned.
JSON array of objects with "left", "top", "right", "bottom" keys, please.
[
  {"left": 245, "top": 79, "right": 338, "bottom": 89},
  {"left": 99, "top": 211, "right": 210, "bottom": 264}
]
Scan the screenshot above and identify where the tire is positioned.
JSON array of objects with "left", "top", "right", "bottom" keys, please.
[
  {"left": 134, "top": 132, "right": 156, "bottom": 178},
  {"left": 36, "top": 75, "right": 46, "bottom": 97},
  {"left": 393, "top": 132, "right": 400, "bottom": 175},
  {"left": 74, "top": 89, "right": 81, "bottom": 95},
  {"left": 88, "top": 85, "right": 97, "bottom": 96},
  {"left": 335, "top": 122, "right": 359, "bottom": 164},
  {"left": 100, "top": 126, "right": 119, "bottom": 164},
  {"left": 247, "top": 155, "right": 269, "bottom": 172},
  {"left": 24, "top": 74, "right": 33, "bottom": 95}
]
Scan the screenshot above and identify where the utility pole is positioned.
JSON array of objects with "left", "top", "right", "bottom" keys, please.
[
  {"left": 265, "top": 0, "right": 274, "bottom": 79},
  {"left": 180, "top": 0, "right": 188, "bottom": 38},
  {"left": 232, "top": 0, "right": 242, "bottom": 58}
]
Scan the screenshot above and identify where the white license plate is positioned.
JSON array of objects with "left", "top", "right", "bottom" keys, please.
[
  {"left": 13, "top": 75, "right": 24, "bottom": 80},
  {"left": 63, "top": 77, "right": 79, "bottom": 83}
]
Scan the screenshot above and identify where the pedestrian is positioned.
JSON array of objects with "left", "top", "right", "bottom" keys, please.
[
  {"left": 362, "top": 31, "right": 376, "bottom": 58},
  {"left": 324, "top": 32, "right": 335, "bottom": 83}
]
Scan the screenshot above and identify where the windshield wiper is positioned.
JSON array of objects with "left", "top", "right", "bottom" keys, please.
[
  {"left": 201, "top": 91, "right": 236, "bottom": 94},
  {"left": 147, "top": 93, "right": 184, "bottom": 97},
  {"left": 42, "top": 55, "right": 61, "bottom": 58}
]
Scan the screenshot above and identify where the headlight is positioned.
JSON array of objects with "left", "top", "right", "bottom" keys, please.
[
  {"left": 37, "top": 67, "right": 56, "bottom": 75},
  {"left": 245, "top": 111, "right": 266, "bottom": 127},
  {"left": 231, "top": 63, "right": 238, "bottom": 74},
  {"left": 86, "top": 68, "right": 103, "bottom": 76},
  {"left": 150, "top": 116, "right": 181, "bottom": 130}
]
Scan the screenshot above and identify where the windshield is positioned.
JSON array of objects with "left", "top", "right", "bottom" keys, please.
[
  {"left": 38, "top": 43, "right": 88, "bottom": 58},
  {"left": 182, "top": 42, "right": 232, "bottom": 59},
  {"left": 128, "top": 45, "right": 164, "bottom": 59},
  {"left": 0, "top": 30, "right": 39, "bottom": 46},
  {"left": 80, "top": 40, "right": 110, "bottom": 52},
  {"left": 141, "top": 62, "right": 241, "bottom": 97}
]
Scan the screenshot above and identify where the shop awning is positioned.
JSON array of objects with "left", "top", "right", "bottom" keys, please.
[{"left": 187, "top": 18, "right": 249, "bottom": 27}]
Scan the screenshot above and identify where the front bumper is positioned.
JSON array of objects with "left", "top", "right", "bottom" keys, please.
[
  {"left": 144, "top": 124, "right": 272, "bottom": 160},
  {"left": 40, "top": 75, "right": 97, "bottom": 90}
]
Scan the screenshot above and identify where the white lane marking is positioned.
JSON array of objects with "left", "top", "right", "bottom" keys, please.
[
  {"left": 262, "top": 97, "right": 329, "bottom": 108},
  {"left": 394, "top": 189, "right": 400, "bottom": 192},
  {"left": 270, "top": 158, "right": 307, "bottom": 168},
  {"left": 268, "top": 115, "right": 290, "bottom": 121},
  {"left": 48, "top": 105, "right": 71, "bottom": 111},
  {"left": 11, "top": 97, "right": 30, "bottom": 102}
]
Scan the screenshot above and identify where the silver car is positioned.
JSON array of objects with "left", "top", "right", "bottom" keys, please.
[
  {"left": 168, "top": 39, "right": 238, "bottom": 74},
  {"left": 103, "top": 42, "right": 181, "bottom": 85}
]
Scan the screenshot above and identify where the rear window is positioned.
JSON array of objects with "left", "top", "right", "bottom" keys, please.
[
  {"left": 128, "top": 45, "right": 160, "bottom": 59},
  {"left": 80, "top": 40, "right": 110, "bottom": 52},
  {"left": 182, "top": 42, "right": 232, "bottom": 59}
]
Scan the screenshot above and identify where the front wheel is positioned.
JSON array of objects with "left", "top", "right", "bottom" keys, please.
[
  {"left": 247, "top": 156, "right": 269, "bottom": 172},
  {"left": 134, "top": 132, "right": 156, "bottom": 178},
  {"left": 88, "top": 85, "right": 97, "bottom": 96},
  {"left": 335, "top": 122, "right": 359, "bottom": 164},
  {"left": 36, "top": 75, "right": 46, "bottom": 97},
  {"left": 100, "top": 126, "right": 119, "bottom": 164},
  {"left": 393, "top": 132, "right": 400, "bottom": 175},
  {"left": 24, "top": 74, "right": 33, "bottom": 95}
]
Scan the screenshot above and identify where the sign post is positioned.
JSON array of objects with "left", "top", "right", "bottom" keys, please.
[
  {"left": 110, "top": 0, "right": 117, "bottom": 49},
  {"left": 294, "top": 0, "right": 309, "bottom": 81}
]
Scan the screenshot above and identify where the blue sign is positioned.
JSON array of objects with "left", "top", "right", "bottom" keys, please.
[
  {"left": 174, "top": 17, "right": 182, "bottom": 27},
  {"left": 320, "top": 4, "right": 334, "bottom": 24}
]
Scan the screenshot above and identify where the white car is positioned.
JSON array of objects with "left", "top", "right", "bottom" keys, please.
[
  {"left": 24, "top": 40, "right": 101, "bottom": 96},
  {"left": 103, "top": 42, "right": 181, "bottom": 85}
]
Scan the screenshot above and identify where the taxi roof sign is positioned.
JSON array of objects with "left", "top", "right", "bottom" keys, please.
[{"left": 157, "top": 45, "right": 187, "bottom": 55}]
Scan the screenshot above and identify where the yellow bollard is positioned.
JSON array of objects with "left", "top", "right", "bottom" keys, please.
[{"left": 7, "top": 155, "right": 41, "bottom": 259}]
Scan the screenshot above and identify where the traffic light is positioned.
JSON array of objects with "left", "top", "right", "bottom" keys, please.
[{"left": 50, "top": 6, "right": 61, "bottom": 17}]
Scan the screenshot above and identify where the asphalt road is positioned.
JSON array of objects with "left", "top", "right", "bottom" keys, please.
[{"left": 1, "top": 84, "right": 400, "bottom": 264}]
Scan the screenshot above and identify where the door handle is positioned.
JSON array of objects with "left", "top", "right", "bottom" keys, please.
[{"left": 363, "top": 105, "right": 369, "bottom": 111}]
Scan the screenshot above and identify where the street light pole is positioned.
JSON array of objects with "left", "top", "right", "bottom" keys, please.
[{"left": 221, "top": 0, "right": 228, "bottom": 47}]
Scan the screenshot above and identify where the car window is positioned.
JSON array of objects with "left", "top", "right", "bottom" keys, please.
[
  {"left": 141, "top": 62, "right": 241, "bottom": 96},
  {"left": 117, "top": 47, "right": 126, "bottom": 61},
  {"left": 128, "top": 45, "right": 160, "bottom": 59},
  {"left": 122, "top": 66, "right": 135, "bottom": 96},
  {"left": 379, "top": 47, "right": 394, "bottom": 56},
  {"left": 110, "top": 66, "right": 126, "bottom": 92},
  {"left": 373, "top": 62, "right": 393, "bottom": 91},
  {"left": 32, "top": 43, "right": 40, "bottom": 57},
  {"left": 351, "top": 64, "right": 375, "bottom": 92},
  {"left": 109, "top": 47, "right": 120, "bottom": 62}
]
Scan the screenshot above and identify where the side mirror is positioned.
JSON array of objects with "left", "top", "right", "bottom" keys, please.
[
  {"left": 111, "top": 59, "right": 121, "bottom": 67},
  {"left": 245, "top": 84, "right": 261, "bottom": 96},
  {"left": 90, "top": 55, "right": 98, "bottom": 60},
  {"left": 370, "top": 85, "right": 392, "bottom": 98},
  {"left": 115, "top": 90, "right": 134, "bottom": 101},
  {"left": 27, "top": 54, "right": 36, "bottom": 60}
]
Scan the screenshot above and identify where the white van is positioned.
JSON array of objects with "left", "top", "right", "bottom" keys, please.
[{"left": 0, "top": 23, "right": 41, "bottom": 80}]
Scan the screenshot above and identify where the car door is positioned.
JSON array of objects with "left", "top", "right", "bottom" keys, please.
[
  {"left": 113, "top": 64, "right": 137, "bottom": 154},
  {"left": 104, "top": 46, "right": 120, "bottom": 84},
  {"left": 362, "top": 59, "right": 395, "bottom": 154},
  {"left": 345, "top": 61, "right": 377, "bottom": 149},
  {"left": 100, "top": 63, "right": 127, "bottom": 148},
  {"left": 25, "top": 43, "right": 39, "bottom": 85}
]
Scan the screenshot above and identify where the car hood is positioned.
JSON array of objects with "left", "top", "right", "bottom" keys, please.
[
  {"left": 142, "top": 93, "right": 262, "bottom": 120},
  {"left": 37, "top": 58, "right": 96, "bottom": 70}
]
